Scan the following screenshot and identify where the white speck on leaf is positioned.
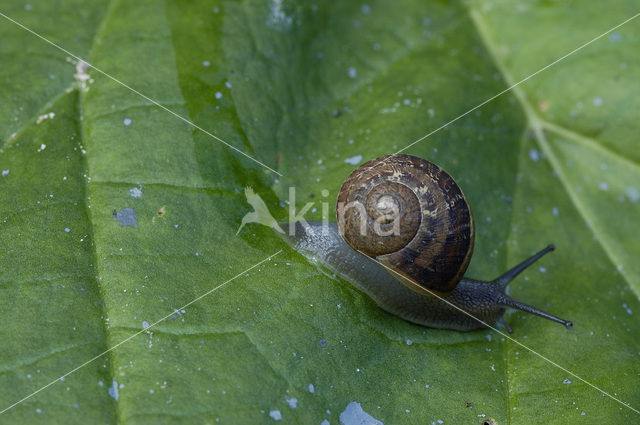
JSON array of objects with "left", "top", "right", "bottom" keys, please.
[
  {"left": 129, "top": 187, "right": 142, "bottom": 198},
  {"left": 108, "top": 380, "right": 119, "bottom": 400},
  {"left": 593, "top": 97, "right": 603, "bottom": 107},
  {"left": 563, "top": 378, "right": 572, "bottom": 384},
  {"left": 308, "top": 383, "right": 315, "bottom": 393},
  {"left": 36, "top": 112, "right": 55, "bottom": 124},
  {"left": 626, "top": 187, "right": 639, "bottom": 202},
  {"left": 142, "top": 321, "right": 150, "bottom": 329},
  {"left": 215, "top": 92, "right": 223, "bottom": 99},
  {"left": 339, "top": 402, "right": 383, "bottom": 425},
  {"left": 1, "top": 169, "right": 9, "bottom": 177},
  {"left": 74, "top": 61, "right": 91, "bottom": 90},
  {"left": 203, "top": 60, "right": 211, "bottom": 67},
  {"left": 286, "top": 397, "right": 298, "bottom": 409},
  {"left": 269, "top": 410, "right": 282, "bottom": 421},
  {"left": 64, "top": 228, "right": 71, "bottom": 233},
  {"left": 268, "top": 0, "right": 292, "bottom": 28},
  {"left": 529, "top": 149, "right": 540, "bottom": 162},
  {"left": 345, "top": 155, "right": 363, "bottom": 165},
  {"left": 123, "top": 118, "right": 132, "bottom": 126},
  {"left": 348, "top": 67, "right": 357, "bottom": 78},
  {"left": 114, "top": 208, "right": 137, "bottom": 227},
  {"left": 37, "top": 144, "right": 46, "bottom": 153}
]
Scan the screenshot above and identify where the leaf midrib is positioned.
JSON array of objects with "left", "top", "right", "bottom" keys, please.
[
  {"left": 77, "top": 1, "right": 216, "bottom": 422},
  {"left": 76, "top": 0, "right": 120, "bottom": 423}
]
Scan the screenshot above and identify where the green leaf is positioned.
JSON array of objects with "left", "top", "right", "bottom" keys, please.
[{"left": 1, "top": 0, "right": 638, "bottom": 424}]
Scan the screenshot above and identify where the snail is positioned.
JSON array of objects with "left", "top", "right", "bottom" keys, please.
[{"left": 283, "top": 154, "right": 572, "bottom": 332}]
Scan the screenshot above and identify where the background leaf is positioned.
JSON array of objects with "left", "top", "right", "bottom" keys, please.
[{"left": 1, "top": 0, "right": 638, "bottom": 424}]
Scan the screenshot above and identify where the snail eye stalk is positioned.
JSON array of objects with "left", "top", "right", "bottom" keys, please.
[
  {"left": 492, "top": 244, "right": 573, "bottom": 329},
  {"left": 493, "top": 244, "right": 555, "bottom": 288},
  {"left": 498, "top": 295, "right": 573, "bottom": 329}
]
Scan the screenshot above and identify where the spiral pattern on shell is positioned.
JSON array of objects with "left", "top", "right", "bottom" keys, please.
[{"left": 336, "top": 154, "right": 475, "bottom": 294}]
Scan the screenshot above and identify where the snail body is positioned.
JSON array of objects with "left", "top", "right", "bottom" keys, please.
[{"left": 284, "top": 155, "right": 572, "bottom": 332}]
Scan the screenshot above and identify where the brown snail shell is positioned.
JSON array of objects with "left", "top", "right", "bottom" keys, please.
[{"left": 336, "top": 154, "right": 474, "bottom": 295}]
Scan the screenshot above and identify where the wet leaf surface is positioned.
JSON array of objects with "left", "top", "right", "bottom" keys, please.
[{"left": 0, "top": 1, "right": 638, "bottom": 423}]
